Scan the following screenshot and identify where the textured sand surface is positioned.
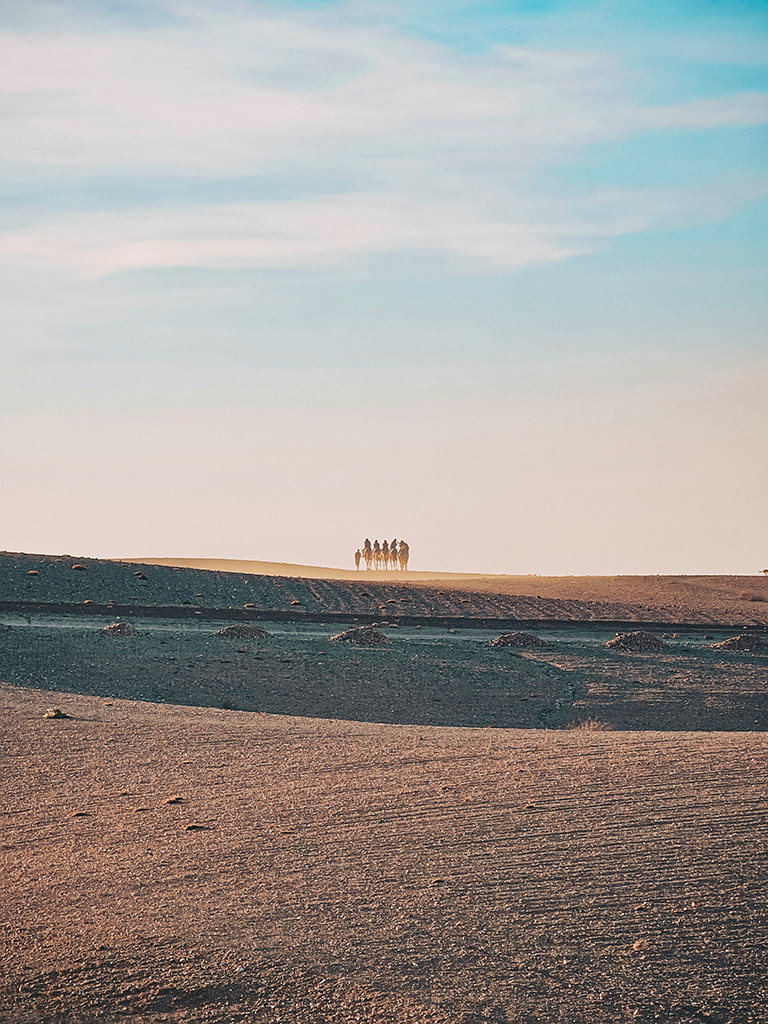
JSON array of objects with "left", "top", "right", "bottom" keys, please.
[
  {"left": 2, "top": 684, "right": 767, "bottom": 1024},
  {"left": 3, "top": 552, "right": 768, "bottom": 624},
  {"left": 2, "top": 553, "right": 767, "bottom": 1022}
]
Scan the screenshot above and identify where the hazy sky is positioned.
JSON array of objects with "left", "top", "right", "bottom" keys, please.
[{"left": 2, "top": 0, "right": 766, "bottom": 574}]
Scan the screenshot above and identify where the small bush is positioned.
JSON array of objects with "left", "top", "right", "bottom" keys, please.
[{"left": 568, "top": 718, "right": 614, "bottom": 731}]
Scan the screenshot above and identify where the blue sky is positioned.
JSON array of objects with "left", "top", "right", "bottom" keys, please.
[{"left": 1, "top": 0, "right": 766, "bottom": 572}]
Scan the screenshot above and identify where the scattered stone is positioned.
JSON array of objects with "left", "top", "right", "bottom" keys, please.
[
  {"left": 102, "top": 622, "right": 139, "bottom": 637},
  {"left": 213, "top": 624, "right": 270, "bottom": 639},
  {"left": 489, "top": 632, "right": 549, "bottom": 649},
  {"left": 632, "top": 939, "right": 651, "bottom": 951},
  {"left": 164, "top": 795, "right": 184, "bottom": 804},
  {"left": 27, "top": 570, "right": 39, "bottom": 576},
  {"left": 133, "top": 571, "right": 147, "bottom": 580},
  {"left": 330, "top": 625, "right": 390, "bottom": 646},
  {"left": 290, "top": 600, "right": 302, "bottom": 606},
  {"left": 71, "top": 563, "right": 87, "bottom": 571},
  {"left": 185, "top": 822, "right": 209, "bottom": 831},
  {"left": 710, "top": 633, "right": 766, "bottom": 652},
  {"left": 243, "top": 603, "right": 256, "bottom": 608},
  {"left": 605, "top": 630, "right": 668, "bottom": 652},
  {"left": 44, "top": 707, "right": 70, "bottom": 719},
  {"left": 72, "top": 811, "right": 90, "bottom": 817}
]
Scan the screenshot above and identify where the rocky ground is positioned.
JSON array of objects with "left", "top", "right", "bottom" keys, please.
[
  {"left": 2, "top": 553, "right": 767, "bottom": 1022},
  {"left": 3, "top": 551, "right": 768, "bottom": 624},
  {"left": 0, "top": 617, "right": 766, "bottom": 731}
]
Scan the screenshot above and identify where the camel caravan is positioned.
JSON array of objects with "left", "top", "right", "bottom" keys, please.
[{"left": 354, "top": 538, "right": 410, "bottom": 571}]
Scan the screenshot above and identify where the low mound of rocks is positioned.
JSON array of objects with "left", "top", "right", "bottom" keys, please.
[
  {"left": 605, "top": 630, "right": 667, "bottom": 652},
  {"left": 709, "top": 633, "right": 766, "bottom": 652},
  {"left": 213, "top": 624, "right": 270, "bottom": 639},
  {"left": 330, "top": 626, "right": 390, "bottom": 646},
  {"left": 101, "top": 621, "right": 138, "bottom": 637},
  {"left": 489, "top": 632, "right": 548, "bottom": 649}
]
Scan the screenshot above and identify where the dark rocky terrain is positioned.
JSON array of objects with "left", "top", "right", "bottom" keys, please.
[{"left": 2, "top": 552, "right": 767, "bottom": 1022}]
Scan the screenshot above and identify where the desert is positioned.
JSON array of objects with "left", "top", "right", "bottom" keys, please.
[{"left": 1, "top": 552, "right": 767, "bottom": 1022}]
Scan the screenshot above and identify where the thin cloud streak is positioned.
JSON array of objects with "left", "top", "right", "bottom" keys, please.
[{"left": 2, "top": 4, "right": 766, "bottom": 274}]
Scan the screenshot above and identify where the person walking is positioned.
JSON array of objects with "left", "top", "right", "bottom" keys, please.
[{"left": 354, "top": 549, "right": 361, "bottom": 570}]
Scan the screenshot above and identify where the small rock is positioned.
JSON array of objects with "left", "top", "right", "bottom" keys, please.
[
  {"left": 606, "top": 631, "right": 667, "bottom": 652},
  {"left": 213, "top": 624, "right": 270, "bottom": 639},
  {"left": 490, "top": 632, "right": 548, "bottom": 649},
  {"left": 44, "top": 707, "right": 70, "bottom": 719},
  {"left": 710, "top": 633, "right": 765, "bottom": 652},
  {"left": 330, "top": 626, "right": 390, "bottom": 646},
  {"left": 71, "top": 563, "right": 87, "bottom": 571},
  {"left": 102, "top": 622, "right": 139, "bottom": 637},
  {"left": 27, "top": 570, "right": 39, "bottom": 576}
]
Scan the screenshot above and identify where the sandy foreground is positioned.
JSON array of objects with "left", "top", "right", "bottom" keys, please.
[
  {"left": 2, "top": 554, "right": 768, "bottom": 1021},
  {"left": 2, "top": 684, "right": 768, "bottom": 1024}
]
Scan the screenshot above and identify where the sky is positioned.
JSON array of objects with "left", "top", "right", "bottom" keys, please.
[{"left": 1, "top": 0, "right": 766, "bottom": 575}]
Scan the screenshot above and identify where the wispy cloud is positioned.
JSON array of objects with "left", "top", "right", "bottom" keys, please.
[{"left": 1, "top": 0, "right": 766, "bottom": 273}]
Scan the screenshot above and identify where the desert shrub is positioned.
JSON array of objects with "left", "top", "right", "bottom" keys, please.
[{"left": 568, "top": 718, "right": 614, "bottom": 731}]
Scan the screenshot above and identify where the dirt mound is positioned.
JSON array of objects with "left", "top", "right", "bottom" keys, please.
[
  {"left": 213, "top": 624, "right": 270, "bottom": 639},
  {"left": 101, "top": 622, "right": 138, "bottom": 637},
  {"left": 605, "top": 630, "right": 667, "bottom": 652},
  {"left": 489, "top": 632, "right": 548, "bottom": 649},
  {"left": 330, "top": 625, "right": 390, "bottom": 646},
  {"left": 710, "top": 633, "right": 766, "bottom": 652}
]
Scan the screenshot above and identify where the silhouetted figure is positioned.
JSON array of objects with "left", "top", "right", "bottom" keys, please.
[
  {"left": 362, "top": 539, "right": 372, "bottom": 570},
  {"left": 389, "top": 539, "right": 399, "bottom": 570},
  {"left": 398, "top": 540, "right": 409, "bottom": 571},
  {"left": 373, "top": 539, "right": 381, "bottom": 570},
  {"left": 381, "top": 539, "right": 389, "bottom": 569},
  {"left": 354, "top": 549, "right": 361, "bottom": 570}
]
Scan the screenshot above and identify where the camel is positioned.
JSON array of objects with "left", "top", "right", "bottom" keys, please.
[
  {"left": 398, "top": 540, "right": 409, "bottom": 571},
  {"left": 362, "top": 539, "right": 372, "bottom": 570},
  {"left": 381, "top": 540, "right": 389, "bottom": 569},
  {"left": 373, "top": 540, "right": 381, "bottom": 570},
  {"left": 389, "top": 540, "right": 399, "bottom": 570}
]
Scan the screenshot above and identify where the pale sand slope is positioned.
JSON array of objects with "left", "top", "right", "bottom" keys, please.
[{"left": 2, "top": 683, "right": 767, "bottom": 1024}]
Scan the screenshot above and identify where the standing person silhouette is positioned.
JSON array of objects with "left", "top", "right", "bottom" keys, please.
[{"left": 354, "top": 549, "right": 361, "bottom": 570}]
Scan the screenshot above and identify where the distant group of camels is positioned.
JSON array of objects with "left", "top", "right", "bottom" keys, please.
[{"left": 355, "top": 538, "right": 409, "bottom": 571}]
